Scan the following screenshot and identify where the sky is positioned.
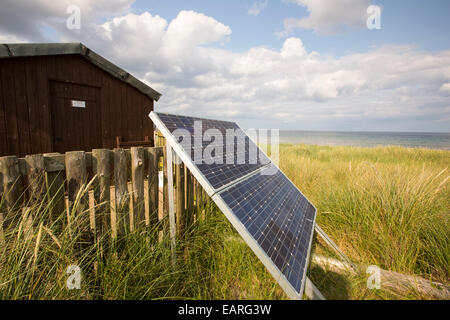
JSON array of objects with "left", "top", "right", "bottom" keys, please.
[{"left": 0, "top": 0, "right": 449, "bottom": 132}]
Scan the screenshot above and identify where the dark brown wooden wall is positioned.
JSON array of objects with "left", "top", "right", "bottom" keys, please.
[{"left": 0, "top": 54, "right": 154, "bottom": 157}]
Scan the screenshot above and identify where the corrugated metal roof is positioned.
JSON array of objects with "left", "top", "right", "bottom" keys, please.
[{"left": 0, "top": 42, "right": 162, "bottom": 101}]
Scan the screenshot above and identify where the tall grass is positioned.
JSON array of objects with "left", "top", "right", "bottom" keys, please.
[
  {"left": 0, "top": 186, "right": 285, "bottom": 300},
  {"left": 279, "top": 144, "right": 449, "bottom": 297},
  {"left": 0, "top": 144, "right": 448, "bottom": 300}
]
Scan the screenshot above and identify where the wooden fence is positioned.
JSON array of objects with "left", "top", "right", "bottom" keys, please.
[{"left": 0, "top": 144, "right": 211, "bottom": 250}]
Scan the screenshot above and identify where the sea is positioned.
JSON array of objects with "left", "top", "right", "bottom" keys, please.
[{"left": 278, "top": 131, "right": 450, "bottom": 150}]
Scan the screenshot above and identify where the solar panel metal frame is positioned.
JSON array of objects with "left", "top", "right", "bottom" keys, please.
[{"left": 150, "top": 111, "right": 317, "bottom": 300}]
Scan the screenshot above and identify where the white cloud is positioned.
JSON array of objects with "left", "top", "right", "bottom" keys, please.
[
  {"left": 280, "top": 0, "right": 372, "bottom": 35},
  {"left": 248, "top": 0, "right": 268, "bottom": 16},
  {"left": 0, "top": 0, "right": 134, "bottom": 41},
  {"left": 439, "top": 83, "right": 450, "bottom": 95},
  {"left": 91, "top": 10, "right": 232, "bottom": 85},
  {"left": 0, "top": 2, "right": 449, "bottom": 131}
]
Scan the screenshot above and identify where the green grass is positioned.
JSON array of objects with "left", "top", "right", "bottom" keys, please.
[{"left": 0, "top": 144, "right": 448, "bottom": 300}]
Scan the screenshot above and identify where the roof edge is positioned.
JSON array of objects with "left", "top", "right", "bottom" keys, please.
[{"left": 0, "top": 42, "right": 162, "bottom": 101}]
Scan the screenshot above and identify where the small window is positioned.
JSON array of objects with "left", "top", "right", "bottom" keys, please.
[{"left": 71, "top": 100, "right": 86, "bottom": 108}]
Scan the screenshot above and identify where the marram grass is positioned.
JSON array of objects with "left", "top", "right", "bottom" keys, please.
[{"left": 0, "top": 144, "right": 448, "bottom": 300}]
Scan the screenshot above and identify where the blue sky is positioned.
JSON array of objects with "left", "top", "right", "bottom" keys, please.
[
  {"left": 0, "top": 0, "right": 449, "bottom": 131},
  {"left": 132, "top": 0, "right": 450, "bottom": 55}
]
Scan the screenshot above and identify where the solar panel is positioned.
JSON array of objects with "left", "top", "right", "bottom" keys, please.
[
  {"left": 150, "top": 112, "right": 317, "bottom": 299},
  {"left": 155, "top": 112, "right": 270, "bottom": 190}
]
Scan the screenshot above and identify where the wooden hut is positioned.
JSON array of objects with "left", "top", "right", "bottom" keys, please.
[{"left": 0, "top": 42, "right": 162, "bottom": 157}]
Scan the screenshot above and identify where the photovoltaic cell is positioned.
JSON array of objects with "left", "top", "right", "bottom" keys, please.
[
  {"left": 150, "top": 112, "right": 316, "bottom": 299},
  {"left": 217, "top": 165, "right": 316, "bottom": 293}
]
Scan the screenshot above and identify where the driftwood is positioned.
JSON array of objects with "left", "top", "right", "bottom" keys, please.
[{"left": 312, "top": 255, "right": 450, "bottom": 299}]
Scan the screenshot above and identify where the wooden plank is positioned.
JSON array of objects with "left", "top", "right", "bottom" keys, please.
[
  {"left": 0, "top": 211, "right": 4, "bottom": 249},
  {"left": 47, "top": 57, "right": 62, "bottom": 151},
  {"left": 24, "top": 57, "right": 40, "bottom": 154},
  {"left": 49, "top": 83, "right": 65, "bottom": 152},
  {"left": 68, "top": 58, "right": 82, "bottom": 152},
  {"left": 119, "top": 140, "right": 153, "bottom": 148},
  {"left": 100, "top": 74, "right": 111, "bottom": 148},
  {"left": 13, "top": 59, "right": 32, "bottom": 156},
  {"left": 0, "top": 162, "right": 4, "bottom": 214},
  {"left": 0, "top": 156, "right": 5, "bottom": 236},
  {"left": 111, "top": 79, "right": 122, "bottom": 149},
  {"left": 1, "top": 61, "right": 20, "bottom": 156},
  {"left": 145, "top": 98, "right": 154, "bottom": 146},
  {"left": 114, "top": 148, "right": 129, "bottom": 236},
  {"left": 205, "top": 188, "right": 211, "bottom": 212},
  {"left": 133, "top": 92, "right": 142, "bottom": 141},
  {"left": 127, "top": 91, "right": 136, "bottom": 141},
  {"left": 185, "top": 169, "right": 194, "bottom": 228},
  {"left": 166, "top": 144, "right": 176, "bottom": 267},
  {"left": 121, "top": 86, "right": 128, "bottom": 141},
  {"left": 0, "top": 63, "right": 8, "bottom": 156},
  {"left": 195, "top": 178, "right": 202, "bottom": 214},
  {"left": 201, "top": 187, "right": 207, "bottom": 219},
  {"left": 175, "top": 159, "right": 185, "bottom": 238},
  {"left": 17, "top": 152, "right": 97, "bottom": 175},
  {"left": 24, "top": 154, "right": 46, "bottom": 206},
  {"left": 44, "top": 153, "right": 65, "bottom": 230},
  {"left": 92, "top": 149, "right": 111, "bottom": 238},
  {"left": 147, "top": 147, "right": 160, "bottom": 227},
  {"left": 65, "top": 151, "right": 88, "bottom": 208},
  {"left": 131, "top": 147, "right": 145, "bottom": 230},
  {"left": 0, "top": 156, "right": 23, "bottom": 227},
  {"left": 42, "top": 153, "right": 65, "bottom": 172},
  {"left": 72, "top": 83, "right": 85, "bottom": 151},
  {"left": 162, "top": 142, "right": 169, "bottom": 236},
  {"left": 65, "top": 151, "right": 91, "bottom": 247},
  {"left": 91, "top": 88, "right": 103, "bottom": 150},
  {"left": 65, "top": 57, "right": 76, "bottom": 153},
  {"left": 36, "top": 56, "right": 51, "bottom": 153}
]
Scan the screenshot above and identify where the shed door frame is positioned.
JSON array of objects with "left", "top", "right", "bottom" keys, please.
[{"left": 49, "top": 80, "right": 102, "bottom": 153}]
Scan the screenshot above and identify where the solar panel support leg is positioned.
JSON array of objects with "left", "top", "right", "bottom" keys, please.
[
  {"left": 305, "top": 277, "right": 325, "bottom": 300},
  {"left": 314, "top": 224, "right": 358, "bottom": 272},
  {"left": 166, "top": 144, "right": 177, "bottom": 268},
  {"left": 304, "top": 224, "right": 357, "bottom": 300}
]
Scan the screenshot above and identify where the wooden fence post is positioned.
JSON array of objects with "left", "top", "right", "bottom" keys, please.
[
  {"left": 114, "top": 148, "right": 129, "bottom": 236},
  {"left": 0, "top": 211, "right": 4, "bottom": 249},
  {"left": 165, "top": 144, "right": 176, "bottom": 267},
  {"left": 147, "top": 147, "right": 160, "bottom": 228},
  {"left": 162, "top": 143, "right": 169, "bottom": 236},
  {"left": 131, "top": 147, "right": 145, "bottom": 230},
  {"left": 65, "top": 151, "right": 91, "bottom": 248},
  {"left": 185, "top": 168, "right": 194, "bottom": 229},
  {"left": 0, "top": 183, "right": 3, "bottom": 247},
  {"left": 44, "top": 153, "right": 65, "bottom": 230},
  {"left": 195, "top": 179, "right": 203, "bottom": 219},
  {"left": 175, "top": 160, "right": 185, "bottom": 238},
  {"left": 0, "top": 156, "right": 23, "bottom": 227},
  {"left": 205, "top": 188, "right": 212, "bottom": 216},
  {"left": 0, "top": 160, "right": 5, "bottom": 232},
  {"left": 92, "top": 149, "right": 111, "bottom": 239},
  {"left": 25, "top": 154, "right": 46, "bottom": 205}
]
